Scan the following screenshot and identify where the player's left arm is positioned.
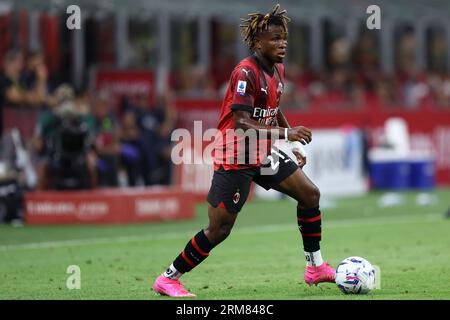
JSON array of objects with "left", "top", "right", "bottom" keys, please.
[
  {"left": 276, "top": 109, "right": 290, "bottom": 129},
  {"left": 277, "top": 109, "right": 307, "bottom": 168}
]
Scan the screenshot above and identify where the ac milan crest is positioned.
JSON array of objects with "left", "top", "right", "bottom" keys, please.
[{"left": 233, "top": 191, "right": 240, "bottom": 204}]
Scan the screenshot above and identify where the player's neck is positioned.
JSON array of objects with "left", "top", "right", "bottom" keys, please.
[{"left": 253, "top": 53, "right": 274, "bottom": 76}]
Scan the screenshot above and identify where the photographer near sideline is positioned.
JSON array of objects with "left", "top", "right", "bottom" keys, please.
[{"left": 33, "top": 85, "right": 97, "bottom": 190}]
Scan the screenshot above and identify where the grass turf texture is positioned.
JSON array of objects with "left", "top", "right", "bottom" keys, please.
[{"left": 1, "top": 189, "right": 449, "bottom": 300}]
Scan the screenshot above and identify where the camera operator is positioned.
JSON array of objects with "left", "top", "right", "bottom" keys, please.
[{"left": 34, "top": 85, "right": 97, "bottom": 190}]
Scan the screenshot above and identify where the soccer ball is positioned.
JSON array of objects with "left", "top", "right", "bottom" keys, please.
[{"left": 335, "top": 256, "right": 376, "bottom": 294}]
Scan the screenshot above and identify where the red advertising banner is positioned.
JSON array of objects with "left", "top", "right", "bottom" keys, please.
[
  {"left": 95, "top": 70, "right": 155, "bottom": 110},
  {"left": 24, "top": 187, "right": 194, "bottom": 224},
  {"left": 175, "top": 99, "right": 220, "bottom": 132}
]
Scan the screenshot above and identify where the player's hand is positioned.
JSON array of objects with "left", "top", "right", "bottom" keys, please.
[
  {"left": 293, "top": 150, "right": 306, "bottom": 168},
  {"left": 287, "top": 126, "right": 312, "bottom": 144}
]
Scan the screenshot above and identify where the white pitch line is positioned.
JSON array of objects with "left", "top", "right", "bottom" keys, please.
[{"left": 0, "top": 213, "right": 442, "bottom": 252}]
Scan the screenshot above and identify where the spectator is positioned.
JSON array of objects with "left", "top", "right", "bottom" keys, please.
[
  {"left": 0, "top": 50, "right": 24, "bottom": 137},
  {"left": 132, "top": 91, "right": 177, "bottom": 185},
  {"left": 399, "top": 66, "right": 429, "bottom": 109},
  {"left": 374, "top": 75, "right": 399, "bottom": 108},
  {"left": 352, "top": 32, "right": 380, "bottom": 93},
  {"left": 74, "top": 87, "right": 91, "bottom": 115},
  {"left": 92, "top": 92, "right": 121, "bottom": 187},
  {"left": 73, "top": 88, "right": 97, "bottom": 188},
  {"left": 0, "top": 49, "right": 48, "bottom": 110},
  {"left": 329, "top": 37, "right": 352, "bottom": 69},
  {"left": 22, "top": 50, "right": 52, "bottom": 104},
  {"left": 425, "top": 73, "right": 449, "bottom": 109},
  {"left": 119, "top": 109, "right": 143, "bottom": 186}
]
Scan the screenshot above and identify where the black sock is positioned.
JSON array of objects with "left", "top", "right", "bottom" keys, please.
[
  {"left": 297, "top": 206, "right": 321, "bottom": 252},
  {"left": 173, "top": 230, "right": 214, "bottom": 273}
]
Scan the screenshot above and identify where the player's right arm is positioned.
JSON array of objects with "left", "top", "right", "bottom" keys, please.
[
  {"left": 228, "top": 65, "right": 311, "bottom": 144},
  {"left": 233, "top": 111, "right": 311, "bottom": 144}
]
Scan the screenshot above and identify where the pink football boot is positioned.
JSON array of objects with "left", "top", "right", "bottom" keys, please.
[
  {"left": 304, "top": 262, "right": 336, "bottom": 286},
  {"left": 153, "top": 274, "right": 196, "bottom": 297}
]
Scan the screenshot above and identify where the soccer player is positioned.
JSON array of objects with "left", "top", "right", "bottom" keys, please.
[{"left": 153, "top": 4, "right": 335, "bottom": 297}]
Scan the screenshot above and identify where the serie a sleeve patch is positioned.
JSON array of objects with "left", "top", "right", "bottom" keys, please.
[{"left": 236, "top": 80, "right": 247, "bottom": 95}]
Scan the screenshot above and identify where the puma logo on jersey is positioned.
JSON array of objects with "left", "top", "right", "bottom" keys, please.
[
  {"left": 260, "top": 87, "right": 268, "bottom": 95},
  {"left": 242, "top": 68, "right": 250, "bottom": 76}
]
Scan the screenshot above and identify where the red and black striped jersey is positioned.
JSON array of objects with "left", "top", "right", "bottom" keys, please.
[{"left": 213, "top": 55, "right": 285, "bottom": 170}]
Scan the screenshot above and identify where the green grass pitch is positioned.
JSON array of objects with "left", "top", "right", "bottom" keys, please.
[{"left": 1, "top": 189, "right": 450, "bottom": 300}]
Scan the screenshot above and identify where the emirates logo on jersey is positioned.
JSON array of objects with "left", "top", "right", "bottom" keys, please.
[
  {"left": 253, "top": 106, "right": 278, "bottom": 118},
  {"left": 233, "top": 191, "right": 240, "bottom": 204},
  {"left": 253, "top": 106, "right": 279, "bottom": 125}
]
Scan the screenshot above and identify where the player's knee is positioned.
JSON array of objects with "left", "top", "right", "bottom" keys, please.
[
  {"left": 206, "top": 223, "right": 233, "bottom": 244},
  {"left": 311, "top": 185, "right": 321, "bottom": 207},
  {"left": 303, "top": 185, "right": 320, "bottom": 208},
  {"left": 218, "top": 224, "right": 232, "bottom": 240}
]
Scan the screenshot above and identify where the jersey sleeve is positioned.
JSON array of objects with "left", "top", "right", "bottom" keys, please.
[{"left": 229, "top": 66, "right": 257, "bottom": 113}]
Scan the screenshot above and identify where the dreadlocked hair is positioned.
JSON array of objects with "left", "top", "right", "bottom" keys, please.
[{"left": 240, "top": 4, "right": 290, "bottom": 50}]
